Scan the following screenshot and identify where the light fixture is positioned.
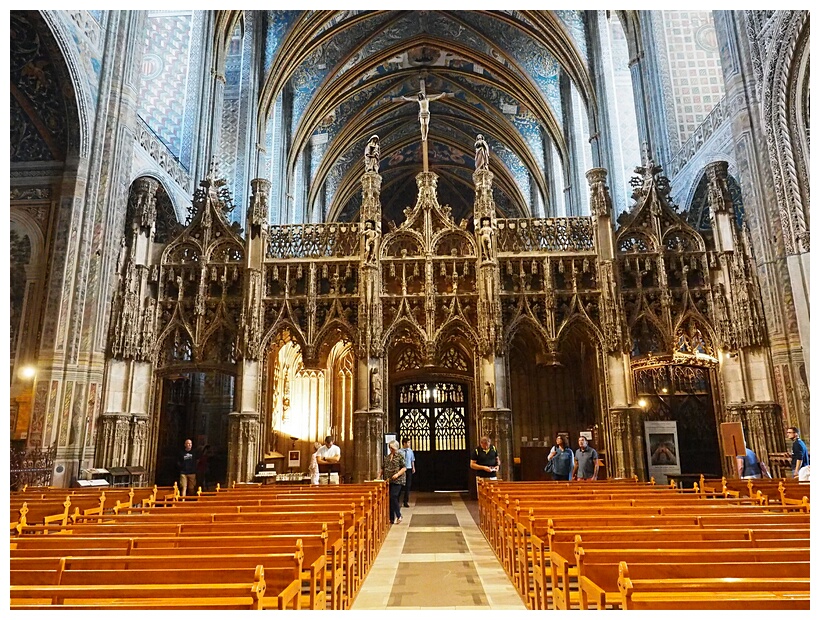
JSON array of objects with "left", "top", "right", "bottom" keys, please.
[
  {"left": 638, "top": 398, "right": 647, "bottom": 408},
  {"left": 661, "top": 388, "right": 668, "bottom": 394},
  {"left": 18, "top": 365, "right": 36, "bottom": 380}
]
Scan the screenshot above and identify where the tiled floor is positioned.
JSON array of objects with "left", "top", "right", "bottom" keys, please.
[{"left": 351, "top": 492, "right": 526, "bottom": 610}]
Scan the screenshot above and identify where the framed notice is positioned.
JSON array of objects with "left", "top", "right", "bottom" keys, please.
[
  {"left": 644, "top": 420, "right": 681, "bottom": 485},
  {"left": 288, "top": 450, "right": 301, "bottom": 468}
]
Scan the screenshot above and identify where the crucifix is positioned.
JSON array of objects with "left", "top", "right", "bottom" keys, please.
[{"left": 392, "top": 77, "right": 454, "bottom": 172}]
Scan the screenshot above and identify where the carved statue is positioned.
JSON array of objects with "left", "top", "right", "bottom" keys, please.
[
  {"left": 474, "top": 134, "right": 490, "bottom": 171},
  {"left": 478, "top": 217, "right": 494, "bottom": 261},
  {"left": 483, "top": 381, "right": 495, "bottom": 409},
  {"left": 116, "top": 236, "right": 127, "bottom": 275},
  {"left": 362, "top": 219, "right": 379, "bottom": 264},
  {"left": 364, "top": 135, "right": 381, "bottom": 173},
  {"left": 370, "top": 368, "right": 382, "bottom": 408}
]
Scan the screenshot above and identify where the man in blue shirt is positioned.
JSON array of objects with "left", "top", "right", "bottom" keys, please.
[
  {"left": 786, "top": 427, "right": 810, "bottom": 479},
  {"left": 400, "top": 438, "right": 416, "bottom": 507}
]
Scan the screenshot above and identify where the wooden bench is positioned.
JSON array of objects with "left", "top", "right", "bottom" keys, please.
[
  {"left": 10, "top": 565, "right": 270, "bottom": 610},
  {"left": 617, "top": 561, "right": 810, "bottom": 609},
  {"left": 579, "top": 559, "right": 810, "bottom": 609},
  {"left": 568, "top": 546, "right": 811, "bottom": 610}
]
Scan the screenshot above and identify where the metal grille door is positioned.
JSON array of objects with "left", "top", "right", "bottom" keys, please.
[{"left": 397, "top": 381, "right": 468, "bottom": 491}]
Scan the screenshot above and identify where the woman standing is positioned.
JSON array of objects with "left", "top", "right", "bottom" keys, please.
[
  {"left": 383, "top": 440, "right": 407, "bottom": 524},
  {"left": 547, "top": 434, "right": 574, "bottom": 481}
]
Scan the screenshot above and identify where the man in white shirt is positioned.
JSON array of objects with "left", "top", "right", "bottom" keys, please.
[
  {"left": 316, "top": 436, "right": 340, "bottom": 464},
  {"left": 316, "top": 436, "right": 341, "bottom": 483}
]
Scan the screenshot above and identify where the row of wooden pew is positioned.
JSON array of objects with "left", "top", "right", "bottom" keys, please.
[
  {"left": 477, "top": 477, "right": 810, "bottom": 610},
  {"left": 10, "top": 485, "right": 175, "bottom": 534},
  {"left": 10, "top": 481, "right": 389, "bottom": 610},
  {"left": 699, "top": 475, "right": 810, "bottom": 509}
]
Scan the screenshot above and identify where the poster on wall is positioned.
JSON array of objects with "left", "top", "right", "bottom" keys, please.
[
  {"left": 644, "top": 420, "right": 681, "bottom": 485},
  {"left": 288, "top": 450, "right": 301, "bottom": 469}
]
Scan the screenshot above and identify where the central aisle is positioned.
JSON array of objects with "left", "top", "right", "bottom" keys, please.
[{"left": 351, "top": 492, "right": 527, "bottom": 610}]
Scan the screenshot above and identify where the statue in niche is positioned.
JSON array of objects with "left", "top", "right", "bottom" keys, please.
[
  {"left": 483, "top": 381, "right": 495, "bottom": 409},
  {"left": 478, "top": 217, "right": 494, "bottom": 262},
  {"left": 370, "top": 368, "right": 382, "bottom": 409},
  {"left": 116, "top": 236, "right": 127, "bottom": 275},
  {"left": 362, "top": 219, "right": 379, "bottom": 264},
  {"left": 474, "top": 134, "right": 490, "bottom": 171},
  {"left": 364, "top": 135, "right": 381, "bottom": 173}
]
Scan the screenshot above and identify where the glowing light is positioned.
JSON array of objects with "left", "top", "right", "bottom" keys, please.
[
  {"left": 661, "top": 388, "right": 668, "bottom": 394},
  {"left": 638, "top": 399, "right": 647, "bottom": 408},
  {"left": 18, "top": 366, "right": 36, "bottom": 380}
]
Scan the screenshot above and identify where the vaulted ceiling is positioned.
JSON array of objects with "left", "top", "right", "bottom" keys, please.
[{"left": 247, "top": 10, "right": 597, "bottom": 225}]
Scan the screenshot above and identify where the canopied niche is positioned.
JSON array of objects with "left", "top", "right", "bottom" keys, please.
[
  {"left": 508, "top": 318, "right": 604, "bottom": 469},
  {"left": 265, "top": 330, "right": 356, "bottom": 479}
]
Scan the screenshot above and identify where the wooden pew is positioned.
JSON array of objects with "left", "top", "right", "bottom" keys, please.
[
  {"left": 10, "top": 565, "right": 270, "bottom": 610},
  {"left": 579, "top": 559, "right": 810, "bottom": 610},
  {"left": 568, "top": 546, "right": 811, "bottom": 610},
  {"left": 617, "top": 561, "right": 810, "bottom": 609}
]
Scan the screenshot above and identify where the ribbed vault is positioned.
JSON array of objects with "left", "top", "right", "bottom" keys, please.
[{"left": 224, "top": 10, "right": 598, "bottom": 222}]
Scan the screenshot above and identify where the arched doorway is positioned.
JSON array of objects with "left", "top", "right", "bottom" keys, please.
[
  {"left": 508, "top": 320, "right": 605, "bottom": 479},
  {"left": 388, "top": 329, "right": 475, "bottom": 491},
  {"left": 154, "top": 370, "right": 235, "bottom": 488},
  {"left": 396, "top": 379, "right": 470, "bottom": 491},
  {"left": 633, "top": 361, "right": 722, "bottom": 478}
]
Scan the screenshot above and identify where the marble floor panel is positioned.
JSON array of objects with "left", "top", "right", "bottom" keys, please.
[{"left": 351, "top": 491, "right": 526, "bottom": 610}]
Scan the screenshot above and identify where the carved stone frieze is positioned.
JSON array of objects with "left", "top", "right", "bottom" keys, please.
[{"left": 136, "top": 117, "right": 192, "bottom": 192}]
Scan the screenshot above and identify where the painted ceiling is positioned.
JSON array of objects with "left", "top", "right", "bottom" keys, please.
[{"left": 259, "top": 10, "right": 593, "bottom": 224}]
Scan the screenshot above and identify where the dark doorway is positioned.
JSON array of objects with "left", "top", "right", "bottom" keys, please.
[
  {"left": 397, "top": 381, "right": 469, "bottom": 491},
  {"left": 634, "top": 364, "right": 722, "bottom": 477},
  {"left": 155, "top": 371, "right": 235, "bottom": 488}
]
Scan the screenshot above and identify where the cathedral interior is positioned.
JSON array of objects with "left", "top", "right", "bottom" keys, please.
[{"left": 9, "top": 10, "right": 810, "bottom": 491}]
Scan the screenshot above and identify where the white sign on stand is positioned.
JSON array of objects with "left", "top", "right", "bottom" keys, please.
[{"left": 644, "top": 420, "right": 681, "bottom": 485}]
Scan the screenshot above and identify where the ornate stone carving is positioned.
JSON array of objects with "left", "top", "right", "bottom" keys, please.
[
  {"left": 136, "top": 117, "right": 192, "bottom": 192},
  {"left": 248, "top": 178, "right": 270, "bottom": 232},
  {"left": 586, "top": 168, "right": 613, "bottom": 218},
  {"left": 370, "top": 367, "right": 382, "bottom": 409}
]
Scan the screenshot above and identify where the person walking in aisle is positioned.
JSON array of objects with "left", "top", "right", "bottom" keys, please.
[
  {"left": 383, "top": 440, "right": 407, "bottom": 524},
  {"left": 399, "top": 437, "right": 415, "bottom": 507}
]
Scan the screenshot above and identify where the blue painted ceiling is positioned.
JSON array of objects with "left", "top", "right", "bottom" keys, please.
[{"left": 260, "top": 10, "right": 592, "bottom": 223}]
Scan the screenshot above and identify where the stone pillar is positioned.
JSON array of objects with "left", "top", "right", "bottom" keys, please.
[
  {"left": 226, "top": 412, "right": 260, "bottom": 485},
  {"left": 606, "top": 408, "right": 633, "bottom": 479},
  {"left": 478, "top": 407, "right": 513, "bottom": 482},
  {"left": 353, "top": 409, "right": 385, "bottom": 482},
  {"left": 629, "top": 408, "right": 648, "bottom": 482},
  {"left": 713, "top": 11, "right": 810, "bottom": 441}
]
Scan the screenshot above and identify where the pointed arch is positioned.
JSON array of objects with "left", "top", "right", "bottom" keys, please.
[
  {"left": 155, "top": 322, "right": 195, "bottom": 367},
  {"left": 557, "top": 311, "right": 605, "bottom": 351}
]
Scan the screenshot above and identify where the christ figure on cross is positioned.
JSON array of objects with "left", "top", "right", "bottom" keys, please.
[{"left": 393, "top": 90, "right": 452, "bottom": 142}]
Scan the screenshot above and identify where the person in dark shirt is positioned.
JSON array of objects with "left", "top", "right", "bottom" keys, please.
[
  {"left": 177, "top": 438, "right": 197, "bottom": 496},
  {"left": 786, "top": 427, "right": 810, "bottom": 480},
  {"left": 470, "top": 436, "right": 500, "bottom": 479}
]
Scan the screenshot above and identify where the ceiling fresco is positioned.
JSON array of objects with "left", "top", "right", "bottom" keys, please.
[{"left": 258, "top": 10, "right": 593, "bottom": 223}]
